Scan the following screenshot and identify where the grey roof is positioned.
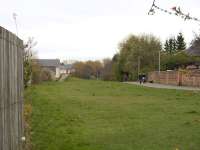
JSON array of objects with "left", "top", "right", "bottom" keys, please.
[
  {"left": 185, "top": 47, "right": 200, "bottom": 56},
  {"left": 185, "top": 38, "right": 200, "bottom": 56},
  {"left": 34, "top": 59, "right": 60, "bottom": 67}
]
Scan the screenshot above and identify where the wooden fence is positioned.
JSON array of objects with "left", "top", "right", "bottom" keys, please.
[
  {"left": 0, "top": 26, "right": 24, "bottom": 150},
  {"left": 148, "top": 70, "right": 200, "bottom": 87}
]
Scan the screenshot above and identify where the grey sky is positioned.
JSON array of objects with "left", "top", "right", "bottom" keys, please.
[{"left": 1, "top": 0, "right": 200, "bottom": 60}]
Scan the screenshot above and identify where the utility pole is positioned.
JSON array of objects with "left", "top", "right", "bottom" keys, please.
[
  {"left": 13, "top": 13, "right": 18, "bottom": 36},
  {"left": 138, "top": 56, "right": 140, "bottom": 79},
  {"left": 158, "top": 50, "right": 161, "bottom": 73}
]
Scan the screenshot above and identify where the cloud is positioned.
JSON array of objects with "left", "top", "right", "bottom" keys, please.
[{"left": 1, "top": 0, "right": 200, "bottom": 60}]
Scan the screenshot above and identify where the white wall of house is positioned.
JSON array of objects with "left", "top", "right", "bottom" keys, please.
[
  {"left": 56, "top": 67, "right": 61, "bottom": 78},
  {"left": 60, "top": 69, "right": 67, "bottom": 74},
  {"left": 56, "top": 67, "right": 75, "bottom": 78}
]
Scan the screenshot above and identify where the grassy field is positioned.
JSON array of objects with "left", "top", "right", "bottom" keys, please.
[{"left": 25, "top": 78, "right": 200, "bottom": 150}]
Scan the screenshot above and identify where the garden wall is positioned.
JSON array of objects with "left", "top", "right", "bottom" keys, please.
[{"left": 148, "top": 70, "right": 200, "bottom": 87}]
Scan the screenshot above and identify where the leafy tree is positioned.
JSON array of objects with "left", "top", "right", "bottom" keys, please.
[
  {"left": 164, "top": 40, "right": 169, "bottom": 52},
  {"left": 164, "top": 33, "right": 186, "bottom": 54},
  {"left": 31, "top": 63, "right": 53, "bottom": 84},
  {"left": 116, "top": 34, "right": 162, "bottom": 81},
  {"left": 161, "top": 51, "right": 199, "bottom": 70},
  {"left": 85, "top": 61, "right": 102, "bottom": 79},
  {"left": 176, "top": 32, "right": 186, "bottom": 51},
  {"left": 31, "top": 62, "right": 42, "bottom": 84},
  {"left": 167, "top": 37, "right": 177, "bottom": 54},
  {"left": 161, "top": 33, "right": 200, "bottom": 70},
  {"left": 101, "top": 58, "right": 117, "bottom": 81},
  {"left": 73, "top": 62, "right": 85, "bottom": 78},
  {"left": 23, "top": 37, "right": 37, "bottom": 88},
  {"left": 73, "top": 61, "right": 103, "bottom": 79},
  {"left": 110, "top": 54, "right": 122, "bottom": 81}
]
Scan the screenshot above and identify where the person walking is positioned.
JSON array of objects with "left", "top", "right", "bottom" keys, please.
[
  {"left": 142, "top": 76, "right": 146, "bottom": 84},
  {"left": 139, "top": 74, "right": 142, "bottom": 84}
]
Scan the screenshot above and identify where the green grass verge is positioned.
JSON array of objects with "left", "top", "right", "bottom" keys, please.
[{"left": 25, "top": 78, "right": 200, "bottom": 150}]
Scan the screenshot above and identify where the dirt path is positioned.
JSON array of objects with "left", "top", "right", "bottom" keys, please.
[{"left": 126, "top": 82, "right": 200, "bottom": 91}]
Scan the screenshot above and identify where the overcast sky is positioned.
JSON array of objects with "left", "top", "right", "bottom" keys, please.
[{"left": 0, "top": 0, "right": 200, "bottom": 61}]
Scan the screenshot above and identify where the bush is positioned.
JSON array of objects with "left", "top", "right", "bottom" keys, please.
[
  {"left": 31, "top": 63, "right": 53, "bottom": 84},
  {"left": 161, "top": 51, "right": 200, "bottom": 70},
  {"left": 31, "top": 62, "right": 42, "bottom": 84},
  {"left": 40, "top": 69, "right": 53, "bottom": 81}
]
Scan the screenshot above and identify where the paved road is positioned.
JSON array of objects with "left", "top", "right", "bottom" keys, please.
[{"left": 126, "top": 82, "right": 200, "bottom": 91}]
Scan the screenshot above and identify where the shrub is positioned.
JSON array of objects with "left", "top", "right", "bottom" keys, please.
[{"left": 31, "top": 63, "right": 53, "bottom": 84}]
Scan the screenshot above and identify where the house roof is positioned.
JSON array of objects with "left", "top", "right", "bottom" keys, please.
[
  {"left": 34, "top": 59, "right": 60, "bottom": 67},
  {"left": 185, "top": 47, "right": 200, "bottom": 56},
  {"left": 185, "top": 38, "right": 200, "bottom": 56}
]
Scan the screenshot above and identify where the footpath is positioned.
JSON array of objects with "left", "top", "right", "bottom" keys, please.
[{"left": 126, "top": 82, "right": 200, "bottom": 91}]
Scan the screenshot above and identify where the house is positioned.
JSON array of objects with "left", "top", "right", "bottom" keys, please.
[
  {"left": 59, "top": 64, "right": 75, "bottom": 75},
  {"left": 34, "top": 59, "right": 61, "bottom": 78},
  {"left": 34, "top": 59, "right": 75, "bottom": 79},
  {"left": 185, "top": 38, "right": 200, "bottom": 57},
  {"left": 185, "top": 42, "right": 200, "bottom": 69}
]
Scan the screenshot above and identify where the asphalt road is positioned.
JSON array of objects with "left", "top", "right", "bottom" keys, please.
[{"left": 126, "top": 82, "right": 200, "bottom": 91}]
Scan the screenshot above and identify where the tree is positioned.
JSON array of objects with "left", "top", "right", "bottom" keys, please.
[
  {"left": 101, "top": 58, "right": 116, "bottom": 81},
  {"left": 164, "top": 36, "right": 179, "bottom": 55},
  {"left": 23, "top": 37, "right": 37, "bottom": 88},
  {"left": 85, "top": 61, "right": 103, "bottom": 79},
  {"left": 161, "top": 51, "right": 199, "bottom": 70},
  {"left": 73, "top": 61, "right": 103, "bottom": 79},
  {"left": 176, "top": 32, "right": 186, "bottom": 51},
  {"left": 168, "top": 37, "right": 177, "bottom": 54},
  {"left": 164, "top": 33, "right": 186, "bottom": 54},
  {"left": 161, "top": 33, "right": 200, "bottom": 70},
  {"left": 164, "top": 40, "right": 169, "bottom": 52},
  {"left": 116, "top": 34, "right": 162, "bottom": 81}
]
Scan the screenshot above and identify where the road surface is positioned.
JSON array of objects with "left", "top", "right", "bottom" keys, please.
[{"left": 126, "top": 82, "right": 200, "bottom": 91}]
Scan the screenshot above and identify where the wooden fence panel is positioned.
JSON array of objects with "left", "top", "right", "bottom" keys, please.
[
  {"left": 148, "top": 70, "right": 200, "bottom": 87},
  {"left": 0, "top": 26, "right": 24, "bottom": 150}
]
